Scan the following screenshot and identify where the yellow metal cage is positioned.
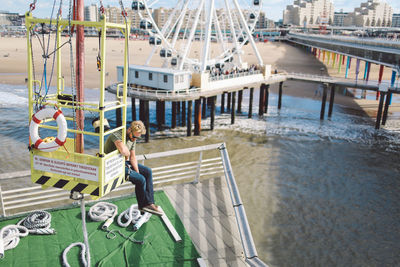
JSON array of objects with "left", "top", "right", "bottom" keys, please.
[{"left": 26, "top": 12, "right": 129, "bottom": 200}]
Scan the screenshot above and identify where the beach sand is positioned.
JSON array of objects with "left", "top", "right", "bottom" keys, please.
[{"left": 0, "top": 36, "right": 397, "bottom": 117}]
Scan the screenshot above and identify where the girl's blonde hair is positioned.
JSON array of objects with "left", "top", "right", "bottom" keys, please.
[{"left": 130, "top": 120, "right": 146, "bottom": 134}]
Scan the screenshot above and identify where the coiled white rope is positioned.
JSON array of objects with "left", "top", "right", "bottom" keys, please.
[
  {"left": 0, "top": 225, "right": 29, "bottom": 258},
  {"left": 62, "top": 199, "right": 91, "bottom": 267},
  {"left": 17, "top": 210, "right": 55, "bottom": 235},
  {"left": 117, "top": 204, "right": 141, "bottom": 228},
  {"left": 88, "top": 202, "right": 118, "bottom": 230}
]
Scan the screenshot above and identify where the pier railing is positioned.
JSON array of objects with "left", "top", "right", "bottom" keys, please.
[
  {"left": 209, "top": 70, "right": 261, "bottom": 82},
  {"left": 0, "top": 143, "right": 268, "bottom": 267}
]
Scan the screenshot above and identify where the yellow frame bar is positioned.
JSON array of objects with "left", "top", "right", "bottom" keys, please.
[{"left": 26, "top": 12, "right": 130, "bottom": 199}]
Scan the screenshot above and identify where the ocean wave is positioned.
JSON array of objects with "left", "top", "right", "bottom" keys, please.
[{"left": 0, "top": 91, "right": 28, "bottom": 107}]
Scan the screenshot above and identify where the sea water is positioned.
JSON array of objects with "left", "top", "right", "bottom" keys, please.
[{"left": 0, "top": 83, "right": 399, "bottom": 266}]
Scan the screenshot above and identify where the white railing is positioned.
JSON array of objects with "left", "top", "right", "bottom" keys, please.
[
  {"left": 209, "top": 70, "right": 262, "bottom": 82},
  {"left": 108, "top": 84, "right": 202, "bottom": 99}
]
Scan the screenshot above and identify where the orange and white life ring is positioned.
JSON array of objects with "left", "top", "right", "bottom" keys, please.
[{"left": 29, "top": 108, "right": 67, "bottom": 152}]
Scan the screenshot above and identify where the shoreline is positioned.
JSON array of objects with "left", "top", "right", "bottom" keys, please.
[{"left": 0, "top": 37, "right": 397, "bottom": 119}]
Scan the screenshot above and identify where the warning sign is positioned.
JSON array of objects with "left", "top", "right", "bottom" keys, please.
[
  {"left": 33, "top": 155, "right": 99, "bottom": 181},
  {"left": 104, "top": 154, "right": 124, "bottom": 183}
]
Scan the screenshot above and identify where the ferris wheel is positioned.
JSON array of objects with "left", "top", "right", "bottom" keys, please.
[{"left": 131, "top": 0, "right": 264, "bottom": 73}]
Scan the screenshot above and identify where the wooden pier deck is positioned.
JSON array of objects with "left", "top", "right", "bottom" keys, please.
[{"left": 163, "top": 176, "right": 247, "bottom": 266}]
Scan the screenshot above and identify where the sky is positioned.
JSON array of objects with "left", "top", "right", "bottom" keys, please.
[{"left": 3, "top": 0, "right": 400, "bottom": 22}]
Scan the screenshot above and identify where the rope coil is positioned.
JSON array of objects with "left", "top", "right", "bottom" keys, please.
[
  {"left": 88, "top": 202, "right": 118, "bottom": 230},
  {"left": 17, "top": 210, "right": 55, "bottom": 235},
  {"left": 0, "top": 225, "right": 29, "bottom": 258},
  {"left": 117, "top": 204, "right": 141, "bottom": 228}
]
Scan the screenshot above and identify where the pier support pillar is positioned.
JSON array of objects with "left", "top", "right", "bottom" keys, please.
[
  {"left": 171, "top": 101, "right": 177, "bottom": 129},
  {"left": 238, "top": 89, "right": 244, "bottom": 113},
  {"left": 131, "top": 97, "right": 136, "bottom": 121},
  {"left": 278, "top": 82, "right": 283, "bottom": 110},
  {"left": 156, "top": 101, "right": 163, "bottom": 130},
  {"left": 144, "top": 100, "right": 150, "bottom": 142},
  {"left": 264, "top": 84, "right": 269, "bottom": 113},
  {"left": 231, "top": 92, "right": 236, "bottom": 124},
  {"left": 375, "top": 92, "right": 386, "bottom": 130},
  {"left": 139, "top": 100, "right": 144, "bottom": 121},
  {"left": 227, "top": 92, "right": 231, "bottom": 110},
  {"left": 116, "top": 103, "right": 122, "bottom": 127},
  {"left": 187, "top": 100, "right": 192, "bottom": 136},
  {"left": 377, "top": 65, "right": 384, "bottom": 100},
  {"left": 320, "top": 84, "right": 328, "bottom": 120},
  {"left": 194, "top": 99, "right": 201, "bottom": 135},
  {"left": 221, "top": 93, "right": 225, "bottom": 113},
  {"left": 202, "top": 97, "right": 207, "bottom": 118},
  {"left": 181, "top": 101, "right": 186, "bottom": 127},
  {"left": 210, "top": 96, "right": 215, "bottom": 130},
  {"left": 177, "top": 102, "right": 180, "bottom": 114},
  {"left": 248, "top": 87, "right": 254, "bottom": 118},
  {"left": 328, "top": 84, "right": 335, "bottom": 118},
  {"left": 258, "top": 84, "right": 265, "bottom": 116},
  {"left": 382, "top": 92, "right": 391, "bottom": 125},
  {"left": 345, "top": 56, "right": 350, "bottom": 78}
]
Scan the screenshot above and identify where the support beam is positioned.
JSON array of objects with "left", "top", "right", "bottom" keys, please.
[
  {"left": 181, "top": 101, "right": 186, "bottom": 127},
  {"left": 210, "top": 96, "right": 215, "bottom": 130},
  {"left": 139, "top": 100, "right": 145, "bottom": 121},
  {"left": 375, "top": 93, "right": 385, "bottom": 129},
  {"left": 237, "top": 89, "right": 243, "bottom": 113},
  {"left": 116, "top": 103, "right": 122, "bottom": 127},
  {"left": 278, "top": 82, "right": 283, "bottom": 110},
  {"left": 382, "top": 92, "right": 391, "bottom": 125},
  {"left": 187, "top": 100, "right": 192, "bottom": 136},
  {"left": 377, "top": 65, "right": 384, "bottom": 100},
  {"left": 172, "top": 101, "right": 177, "bottom": 128},
  {"left": 248, "top": 87, "right": 254, "bottom": 118},
  {"left": 258, "top": 84, "right": 265, "bottom": 116},
  {"left": 202, "top": 97, "right": 207, "bottom": 118},
  {"left": 328, "top": 84, "right": 335, "bottom": 118},
  {"left": 131, "top": 97, "right": 136, "bottom": 121},
  {"left": 231, "top": 92, "right": 236, "bottom": 124},
  {"left": 156, "top": 101, "right": 162, "bottom": 130},
  {"left": 227, "top": 92, "right": 231, "bottom": 110},
  {"left": 221, "top": 93, "right": 225, "bottom": 113},
  {"left": 194, "top": 99, "right": 201, "bottom": 135},
  {"left": 144, "top": 100, "right": 150, "bottom": 142},
  {"left": 320, "top": 84, "right": 327, "bottom": 120},
  {"left": 264, "top": 84, "right": 269, "bottom": 113}
]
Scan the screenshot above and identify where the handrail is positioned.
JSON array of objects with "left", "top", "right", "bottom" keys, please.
[{"left": 209, "top": 70, "right": 261, "bottom": 82}]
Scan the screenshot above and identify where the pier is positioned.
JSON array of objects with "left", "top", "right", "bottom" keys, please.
[{"left": 107, "top": 69, "right": 400, "bottom": 140}]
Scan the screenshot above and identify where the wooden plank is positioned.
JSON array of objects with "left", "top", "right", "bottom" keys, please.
[
  {"left": 0, "top": 170, "right": 30, "bottom": 180},
  {"left": 159, "top": 206, "right": 182, "bottom": 242}
]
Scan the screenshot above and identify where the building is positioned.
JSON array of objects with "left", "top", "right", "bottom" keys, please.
[
  {"left": 333, "top": 10, "right": 348, "bottom": 26},
  {"left": 283, "top": 0, "right": 334, "bottom": 27},
  {"left": 0, "top": 11, "right": 23, "bottom": 26},
  {"left": 392, "top": 13, "right": 400, "bottom": 27},
  {"left": 343, "top": 0, "right": 393, "bottom": 27},
  {"left": 84, "top": 4, "right": 98, "bottom": 22}
]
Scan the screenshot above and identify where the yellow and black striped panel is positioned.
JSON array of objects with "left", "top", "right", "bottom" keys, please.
[
  {"left": 103, "top": 175, "right": 125, "bottom": 196},
  {"left": 33, "top": 175, "right": 100, "bottom": 197}
]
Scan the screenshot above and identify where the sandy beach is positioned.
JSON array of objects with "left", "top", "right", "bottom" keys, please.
[{"left": 0, "top": 36, "right": 397, "bottom": 116}]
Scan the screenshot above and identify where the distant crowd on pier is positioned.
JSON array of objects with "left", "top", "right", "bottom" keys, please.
[{"left": 209, "top": 64, "right": 261, "bottom": 78}]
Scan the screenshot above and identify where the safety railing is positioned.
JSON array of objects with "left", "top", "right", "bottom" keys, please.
[
  {"left": 209, "top": 70, "right": 262, "bottom": 82},
  {"left": 0, "top": 143, "right": 268, "bottom": 266}
]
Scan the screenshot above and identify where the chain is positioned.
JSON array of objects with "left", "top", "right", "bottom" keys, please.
[
  {"left": 68, "top": 0, "right": 78, "bottom": 148},
  {"left": 104, "top": 229, "right": 147, "bottom": 244}
]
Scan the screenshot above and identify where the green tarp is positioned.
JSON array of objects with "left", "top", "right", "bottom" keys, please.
[{"left": 0, "top": 191, "right": 200, "bottom": 266}]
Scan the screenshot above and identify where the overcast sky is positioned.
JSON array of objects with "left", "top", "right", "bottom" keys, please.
[{"left": 3, "top": 0, "right": 400, "bottom": 22}]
